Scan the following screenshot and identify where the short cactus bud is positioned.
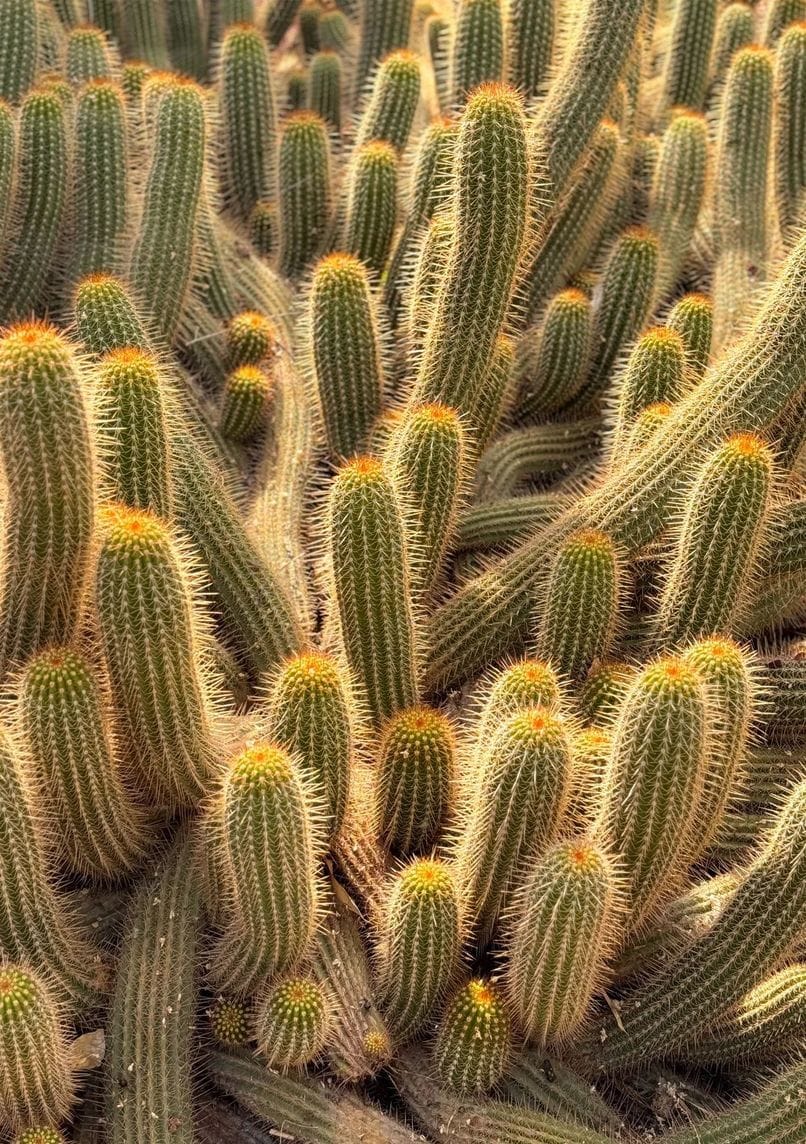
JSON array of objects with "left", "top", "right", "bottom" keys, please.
[
  {"left": 377, "top": 857, "right": 461, "bottom": 1040},
  {"left": 13, "top": 1130, "right": 67, "bottom": 1144},
  {"left": 255, "top": 977, "right": 332, "bottom": 1068},
  {"left": 375, "top": 706, "right": 457, "bottom": 854},
  {"left": 474, "top": 659, "right": 562, "bottom": 748},
  {"left": 433, "top": 978, "right": 511, "bottom": 1094},
  {"left": 534, "top": 529, "right": 622, "bottom": 681},
  {"left": 504, "top": 839, "right": 624, "bottom": 1045},
  {"left": 208, "top": 997, "right": 251, "bottom": 1049},
  {"left": 219, "top": 364, "right": 273, "bottom": 442},
  {"left": 226, "top": 310, "right": 277, "bottom": 369},
  {"left": 517, "top": 289, "right": 593, "bottom": 420}
]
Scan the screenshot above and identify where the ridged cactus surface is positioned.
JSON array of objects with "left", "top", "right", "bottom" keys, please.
[{"left": 0, "top": 2, "right": 805, "bottom": 1139}]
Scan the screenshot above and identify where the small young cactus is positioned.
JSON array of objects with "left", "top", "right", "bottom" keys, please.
[
  {"left": 473, "top": 659, "right": 562, "bottom": 747},
  {"left": 504, "top": 839, "right": 624, "bottom": 1045},
  {"left": 666, "top": 292, "right": 713, "bottom": 382},
  {"left": 0, "top": 964, "right": 74, "bottom": 1134},
  {"left": 610, "top": 328, "right": 686, "bottom": 460},
  {"left": 433, "top": 978, "right": 511, "bottom": 1095},
  {"left": 266, "top": 650, "right": 353, "bottom": 839},
  {"left": 534, "top": 529, "right": 622, "bottom": 681},
  {"left": 66, "top": 25, "right": 114, "bottom": 85},
  {"left": 219, "top": 364, "right": 273, "bottom": 441},
  {"left": 226, "top": 310, "right": 276, "bottom": 368},
  {"left": 376, "top": 857, "right": 461, "bottom": 1040},
  {"left": 255, "top": 976, "right": 332, "bottom": 1068},
  {"left": 210, "top": 741, "right": 321, "bottom": 994},
  {"left": 208, "top": 997, "right": 251, "bottom": 1049},
  {"left": 325, "top": 457, "right": 419, "bottom": 727},
  {"left": 375, "top": 705, "right": 456, "bottom": 854}
]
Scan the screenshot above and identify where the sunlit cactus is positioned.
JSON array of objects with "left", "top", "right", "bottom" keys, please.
[
  {"left": 0, "top": 964, "right": 74, "bottom": 1134},
  {"left": 356, "top": 49, "right": 421, "bottom": 151},
  {"left": 666, "top": 292, "right": 713, "bottom": 381},
  {"left": 208, "top": 996, "right": 251, "bottom": 1049}
]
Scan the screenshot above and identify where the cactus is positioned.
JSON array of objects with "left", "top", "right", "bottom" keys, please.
[
  {"left": 356, "top": 0, "right": 414, "bottom": 95},
  {"left": 610, "top": 328, "right": 686, "bottom": 459},
  {"left": 0, "top": 89, "right": 68, "bottom": 320},
  {"left": 356, "top": 49, "right": 420, "bottom": 152},
  {"left": 94, "top": 505, "right": 219, "bottom": 809},
  {"left": 218, "top": 23, "right": 277, "bottom": 222},
  {"left": 597, "top": 656, "right": 709, "bottom": 927},
  {"left": 712, "top": 47, "right": 774, "bottom": 351},
  {"left": 666, "top": 292, "right": 713, "bottom": 381},
  {"left": 66, "top": 26, "right": 114, "bottom": 85},
  {"left": 452, "top": 0, "right": 505, "bottom": 102},
  {"left": 456, "top": 492, "right": 573, "bottom": 552},
  {"left": 130, "top": 78, "right": 206, "bottom": 339},
  {"left": 710, "top": 4, "right": 755, "bottom": 93},
  {"left": 508, "top": 0, "right": 554, "bottom": 100},
  {"left": 13, "top": 1130, "right": 68, "bottom": 1144},
  {"left": 504, "top": 839, "right": 623, "bottom": 1045},
  {"left": 219, "top": 364, "right": 272, "bottom": 441},
  {"left": 588, "top": 779, "right": 806, "bottom": 1069},
  {"left": 764, "top": 0, "right": 806, "bottom": 46},
  {"left": 410, "top": 83, "right": 532, "bottom": 429},
  {"left": 277, "top": 111, "right": 331, "bottom": 280},
  {"left": 534, "top": 529, "right": 622, "bottom": 680},
  {"left": 207, "top": 997, "right": 251, "bottom": 1048},
  {"left": 454, "top": 707, "right": 572, "bottom": 936},
  {"left": 254, "top": 976, "right": 331, "bottom": 1068},
  {"left": 209, "top": 741, "right": 321, "bottom": 994},
  {"left": 517, "top": 289, "right": 593, "bottom": 420},
  {"left": 648, "top": 111, "right": 709, "bottom": 306},
  {"left": 325, "top": 456, "right": 419, "bottom": 727},
  {"left": 266, "top": 650, "right": 352, "bottom": 838},
  {"left": 106, "top": 838, "right": 200, "bottom": 1143},
  {"left": 434, "top": 978, "right": 511, "bottom": 1094},
  {"left": 0, "top": 964, "right": 74, "bottom": 1134},
  {"left": 0, "top": 0, "right": 38, "bottom": 104},
  {"left": 0, "top": 323, "right": 96, "bottom": 678},
  {"left": 774, "top": 22, "right": 806, "bottom": 246},
  {"left": 343, "top": 140, "right": 399, "bottom": 276},
  {"left": 655, "top": 433, "right": 773, "bottom": 644},
  {"left": 387, "top": 402, "right": 467, "bottom": 592},
  {"left": 308, "top": 253, "right": 384, "bottom": 460},
  {"left": 659, "top": 0, "right": 718, "bottom": 116},
  {"left": 71, "top": 80, "right": 128, "bottom": 282},
  {"left": 17, "top": 647, "right": 149, "bottom": 880},
  {"left": 309, "top": 50, "right": 342, "bottom": 130},
  {"left": 376, "top": 856, "right": 461, "bottom": 1039},
  {"left": 375, "top": 705, "right": 456, "bottom": 854}
]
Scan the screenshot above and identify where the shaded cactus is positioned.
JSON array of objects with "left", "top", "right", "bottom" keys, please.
[
  {"left": 508, "top": 0, "right": 554, "bottom": 99},
  {"left": 356, "top": 0, "right": 414, "bottom": 94},
  {"left": 434, "top": 978, "right": 511, "bottom": 1095},
  {"left": 517, "top": 289, "right": 593, "bottom": 420},
  {"left": 255, "top": 976, "right": 331, "bottom": 1068},
  {"left": 0, "top": 0, "right": 37, "bottom": 104},
  {"left": 453, "top": 0, "right": 505, "bottom": 101},
  {"left": 66, "top": 25, "right": 114, "bottom": 85},
  {"left": 504, "top": 839, "right": 624, "bottom": 1045},
  {"left": 648, "top": 110, "right": 709, "bottom": 305},
  {"left": 343, "top": 140, "right": 399, "bottom": 276},
  {"left": 208, "top": 997, "right": 251, "bottom": 1048},
  {"left": 266, "top": 650, "right": 353, "bottom": 838},
  {"left": 310, "top": 50, "right": 342, "bottom": 130},
  {"left": 219, "top": 364, "right": 272, "bottom": 441},
  {"left": 774, "top": 21, "right": 806, "bottom": 246},
  {"left": 375, "top": 705, "right": 456, "bottom": 854},
  {"left": 666, "top": 292, "right": 713, "bottom": 381},
  {"left": 277, "top": 111, "right": 332, "bottom": 279},
  {"left": 534, "top": 529, "right": 622, "bottom": 681},
  {"left": 71, "top": 80, "right": 128, "bottom": 282},
  {"left": 356, "top": 49, "right": 421, "bottom": 151},
  {"left": 659, "top": 0, "right": 718, "bottom": 115},
  {"left": 218, "top": 22, "right": 277, "bottom": 221}
]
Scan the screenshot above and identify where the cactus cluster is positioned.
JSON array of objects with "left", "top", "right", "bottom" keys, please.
[{"left": 1, "top": 2, "right": 806, "bottom": 1141}]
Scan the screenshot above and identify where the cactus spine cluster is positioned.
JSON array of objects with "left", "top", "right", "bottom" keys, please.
[{"left": 0, "top": 2, "right": 806, "bottom": 1139}]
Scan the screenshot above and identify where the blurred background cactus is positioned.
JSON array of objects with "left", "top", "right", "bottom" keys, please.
[{"left": 1, "top": 0, "right": 806, "bottom": 1140}]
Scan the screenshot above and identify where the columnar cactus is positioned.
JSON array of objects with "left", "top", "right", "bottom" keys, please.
[
  {"left": 375, "top": 705, "right": 456, "bottom": 853},
  {"left": 277, "top": 111, "right": 332, "bottom": 280},
  {"left": 433, "top": 978, "right": 511, "bottom": 1095},
  {"left": 218, "top": 22, "right": 277, "bottom": 221}
]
